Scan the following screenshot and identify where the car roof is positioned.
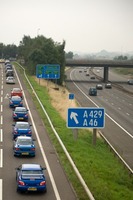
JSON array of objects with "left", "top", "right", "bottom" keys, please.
[
  {"left": 7, "top": 76, "right": 14, "bottom": 79},
  {"left": 14, "top": 107, "right": 27, "bottom": 111},
  {"left": 12, "top": 88, "right": 21, "bottom": 91},
  {"left": 21, "top": 164, "right": 41, "bottom": 170},
  {"left": 16, "top": 136, "right": 32, "bottom": 140},
  {"left": 15, "top": 121, "right": 29, "bottom": 125},
  {"left": 11, "top": 96, "right": 21, "bottom": 99}
]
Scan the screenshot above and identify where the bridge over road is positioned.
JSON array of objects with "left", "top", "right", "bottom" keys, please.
[{"left": 65, "top": 59, "right": 133, "bottom": 82}]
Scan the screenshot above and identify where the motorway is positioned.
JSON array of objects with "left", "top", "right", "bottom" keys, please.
[
  {"left": 65, "top": 67, "right": 133, "bottom": 171},
  {"left": 0, "top": 63, "right": 77, "bottom": 200}
]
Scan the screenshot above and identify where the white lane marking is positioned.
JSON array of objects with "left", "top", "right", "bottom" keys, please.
[
  {"left": 0, "top": 116, "right": 3, "bottom": 125},
  {"left": 14, "top": 66, "right": 61, "bottom": 200},
  {"left": 0, "top": 97, "right": 3, "bottom": 103},
  {"left": 1, "top": 91, "right": 3, "bottom": 96},
  {"left": 0, "top": 149, "right": 3, "bottom": 168},
  {"left": 0, "top": 129, "right": 3, "bottom": 142},
  {"left": 0, "top": 105, "right": 2, "bottom": 113},
  {"left": 126, "top": 113, "right": 130, "bottom": 116},
  {"left": 1, "top": 85, "right": 3, "bottom": 90},
  {"left": 0, "top": 179, "right": 2, "bottom": 200}
]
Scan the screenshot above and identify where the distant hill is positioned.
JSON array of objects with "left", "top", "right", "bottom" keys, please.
[{"left": 73, "top": 50, "right": 133, "bottom": 60}]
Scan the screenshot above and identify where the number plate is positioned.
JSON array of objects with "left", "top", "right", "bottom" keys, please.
[
  {"left": 19, "top": 117, "right": 23, "bottom": 119},
  {"left": 22, "top": 152, "right": 29, "bottom": 155},
  {"left": 28, "top": 187, "right": 37, "bottom": 191}
]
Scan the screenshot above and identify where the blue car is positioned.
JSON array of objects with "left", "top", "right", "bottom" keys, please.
[
  {"left": 16, "top": 164, "right": 47, "bottom": 193},
  {"left": 9, "top": 96, "right": 23, "bottom": 108},
  {"left": 12, "top": 122, "right": 32, "bottom": 139},
  {"left": 13, "top": 136, "right": 35, "bottom": 157},
  {"left": 13, "top": 107, "right": 29, "bottom": 121}
]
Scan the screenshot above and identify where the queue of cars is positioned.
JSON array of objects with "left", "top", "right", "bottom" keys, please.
[
  {"left": 4, "top": 60, "right": 47, "bottom": 193},
  {"left": 89, "top": 82, "right": 112, "bottom": 96}
]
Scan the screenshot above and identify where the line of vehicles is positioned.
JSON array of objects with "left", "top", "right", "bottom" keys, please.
[
  {"left": 79, "top": 67, "right": 133, "bottom": 96},
  {"left": 79, "top": 67, "right": 112, "bottom": 96},
  {"left": 79, "top": 67, "right": 133, "bottom": 95},
  {"left": 4, "top": 60, "right": 47, "bottom": 193}
]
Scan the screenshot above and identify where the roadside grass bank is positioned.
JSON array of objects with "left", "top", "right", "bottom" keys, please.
[
  {"left": 15, "top": 63, "right": 133, "bottom": 200},
  {"left": 112, "top": 68, "right": 133, "bottom": 77}
]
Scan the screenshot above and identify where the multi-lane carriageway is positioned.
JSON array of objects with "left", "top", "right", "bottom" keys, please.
[{"left": 0, "top": 63, "right": 78, "bottom": 200}]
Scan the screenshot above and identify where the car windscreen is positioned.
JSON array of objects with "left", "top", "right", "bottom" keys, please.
[
  {"left": 17, "top": 138, "right": 33, "bottom": 145},
  {"left": 16, "top": 124, "right": 29, "bottom": 129},
  {"left": 15, "top": 108, "right": 26, "bottom": 112}
]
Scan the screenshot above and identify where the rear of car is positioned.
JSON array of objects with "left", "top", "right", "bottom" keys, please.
[
  {"left": 89, "top": 87, "right": 97, "bottom": 96},
  {"left": 13, "top": 136, "right": 35, "bottom": 157},
  {"left": 96, "top": 84, "right": 103, "bottom": 90},
  {"left": 13, "top": 107, "right": 28, "bottom": 121},
  {"left": 16, "top": 164, "right": 47, "bottom": 193},
  {"left": 127, "top": 79, "right": 133, "bottom": 85},
  {"left": 11, "top": 88, "right": 23, "bottom": 98},
  {"left": 9, "top": 96, "right": 23, "bottom": 108},
  {"left": 12, "top": 122, "right": 32, "bottom": 139},
  {"left": 105, "top": 83, "right": 112, "bottom": 89}
]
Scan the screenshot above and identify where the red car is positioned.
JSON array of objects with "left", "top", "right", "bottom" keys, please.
[{"left": 11, "top": 88, "right": 23, "bottom": 98}]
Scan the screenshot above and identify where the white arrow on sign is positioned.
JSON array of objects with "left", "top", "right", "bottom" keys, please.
[{"left": 70, "top": 112, "right": 79, "bottom": 124}]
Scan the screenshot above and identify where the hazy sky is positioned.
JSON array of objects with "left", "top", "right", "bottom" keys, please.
[{"left": 0, "top": 0, "right": 133, "bottom": 53}]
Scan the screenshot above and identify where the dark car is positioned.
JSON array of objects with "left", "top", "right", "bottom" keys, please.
[
  {"left": 9, "top": 96, "right": 23, "bottom": 108},
  {"left": 13, "top": 136, "right": 35, "bottom": 157},
  {"left": 127, "top": 79, "right": 133, "bottom": 85},
  {"left": 90, "top": 75, "right": 95, "bottom": 79},
  {"left": 96, "top": 84, "right": 103, "bottom": 90},
  {"left": 11, "top": 88, "right": 23, "bottom": 98},
  {"left": 16, "top": 164, "right": 47, "bottom": 193},
  {"left": 12, "top": 121, "right": 32, "bottom": 139},
  {"left": 89, "top": 87, "right": 97, "bottom": 96},
  {"left": 105, "top": 83, "right": 112, "bottom": 89},
  {"left": 6, "top": 69, "right": 14, "bottom": 77},
  {"left": 13, "top": 107, "right": 29, "bottom": 121}
]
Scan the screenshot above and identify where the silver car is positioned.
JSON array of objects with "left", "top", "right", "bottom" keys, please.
[{"left": 6, "top": 76, "right": 15, "bottom": 84}]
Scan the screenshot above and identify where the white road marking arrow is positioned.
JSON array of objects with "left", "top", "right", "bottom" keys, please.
[
  {"left": 4, "top": 93, "right": 9, "bottom": 99},
  {"left": 70, "top": 112, "right": 79, "bottom": 124}
]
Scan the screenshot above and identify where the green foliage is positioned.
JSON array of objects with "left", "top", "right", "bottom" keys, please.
[
  {"left": 18, "top": 35, "right": 66, "bottom": 85},
  {"left": 0, "top": 43, "right": 18, "bottom": 59},
  {"left": 114, "top": 55, "right": 128, "bottom": 60},
  {"left": 65, "top": 51, "right": 74, "bottom": 59}
]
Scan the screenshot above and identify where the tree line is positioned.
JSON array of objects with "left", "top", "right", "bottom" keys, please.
[{"left": 0, "top": 35, "right": 73, "bottom": 85}]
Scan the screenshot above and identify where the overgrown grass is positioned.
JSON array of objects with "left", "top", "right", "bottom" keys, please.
[
  {"left": 112, "top": 68, "right": 133, "bottom": 76},
  {"left": 14, "top": 63, "right": 133, "bottom": 200}
]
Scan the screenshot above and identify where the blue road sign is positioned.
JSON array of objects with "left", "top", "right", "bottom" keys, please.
[
  {"left": 36, "top": 64, "right": 60, "bottom": 79},
  {"left": 67, "top": 107, "right": 105, "bottom": 128},
  {"left": 69, "top": 93, "right": 74, "bottom": 100}
]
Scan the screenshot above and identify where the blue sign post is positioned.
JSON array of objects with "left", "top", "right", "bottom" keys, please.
[
  {"left": 36, "top": 64, "right": 60, "bottom": 79},
  {"left": 67, "top": 107, "right": 105, "bottom": 129},
  {"left": 69, "top": 93, "right": 75, "bottom": 100}
]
